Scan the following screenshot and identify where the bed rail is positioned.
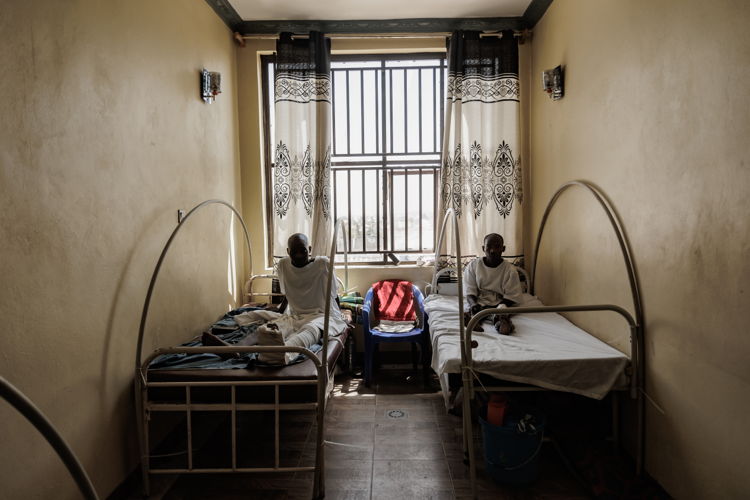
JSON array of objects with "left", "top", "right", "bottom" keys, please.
[
  {"left": 1, "top": 376, "right": 99, "bottom": 500},
  {"left": 245, "top": 273, "right": 284, "bottom": 302},
  {"left": 245, "top": 273, "right": 347, "bottom": 304},
  {"left": 465, "top": 304, "right": 638, "bottom": 398}
]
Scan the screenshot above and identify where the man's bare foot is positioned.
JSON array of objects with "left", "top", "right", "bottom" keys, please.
[
  {"left": 201, "top": 331, "right": 240, "bottom": 359},
  {"left": 494, "top": 316, "right": 514, "bottom": 335}
]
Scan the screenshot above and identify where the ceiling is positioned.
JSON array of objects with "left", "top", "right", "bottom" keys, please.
[
  {"left": 204, "top": 0, "right": 552, "bottom": 34},
  {"left": 227, "top": 0, "right": 534, "bottom": 21}
]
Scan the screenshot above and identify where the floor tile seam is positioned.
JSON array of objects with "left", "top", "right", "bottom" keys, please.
[
  {"left": 370, "top": 415, "right": 376, "bottom": 500},
  {"left": 443, "top": 441, "right": 462, "bottom": 499}
]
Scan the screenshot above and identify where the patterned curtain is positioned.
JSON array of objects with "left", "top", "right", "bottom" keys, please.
[
  {"left": 438, "top": 30, "right": 523, "bottom": 264},
  {"left": 272, "top": 32, "right": 332, "bottom": 261}
]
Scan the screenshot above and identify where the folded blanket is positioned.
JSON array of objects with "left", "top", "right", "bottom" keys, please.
[
  {"left": 373, "top": 319, "right": 417, "bottom": 333},
  {"left": 234, "top": 309, "right": 282, "bottom": 326}
]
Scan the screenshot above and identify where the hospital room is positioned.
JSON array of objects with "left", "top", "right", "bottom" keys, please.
[{"left": 1, "top": 0, "right": 749, "bottom": 498}]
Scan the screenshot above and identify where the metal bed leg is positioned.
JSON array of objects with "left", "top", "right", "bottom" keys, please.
[
  {"left": 612, "top": 391, "right": 620, "bottom": 454},
  {"left": 313, "top": 376, "right": 327, "bottom": 499},
  {"left": 275, "top": 386, "right": 280, "bottom": 469},
  {"left": 231, "top": 386, "right": 237, "bottom": 471},
  {"left": 186, "top": 387, "right": 193, "bottom": 471},
  {"left": 135, "top": 378, "right": 150, "bottom": 497},
  {"left": 637, "top": 388, "right": 645, "bottom": 475},
  {"left": 461, "top": 372, "right": 477, "bottom": 499}
]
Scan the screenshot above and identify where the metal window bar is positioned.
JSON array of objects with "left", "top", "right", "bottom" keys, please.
[
  {"left": 376, "top": 169, "right": 381, "bottom": 252},
  {"left": 403, "top": 167, "right": 408, "bottom": 250},
  {"left": 346, "top": 71, "right": 350, "bottom": 154},
  {"left": 360, "top": 70, "right": 365, "bottom": 156},
  {"left": 389, "top": 68, "right": 394, "bottom": 155},
  {"left": 403, "top": 69, "right": 408, "bottom": 153},
  {"left": 361, "top": 169, "right": 366, "bottom": 252},
  {"left": 379, "top": 64, "right": 388, "bottom": 254},
  {"left": 346, "top": 170, "right": 352, "bottom": 252},
  {"left": 419, "top": 167, "right": 423, "bottom": 251},
  {"left": 332, "top": 70, "right": 337, "bottom": 155}
]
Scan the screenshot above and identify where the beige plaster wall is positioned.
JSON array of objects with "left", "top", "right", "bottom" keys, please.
[
  {"left": 0, "top": 1, "right": 241, "bottom": 498},
  {"left": 528, "top": 1, "right": 750, "bottom": 498}
]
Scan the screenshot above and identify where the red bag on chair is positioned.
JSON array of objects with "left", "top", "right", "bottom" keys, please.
[{"left": 372, "top": 280, "right": 416, "bottom": 322}]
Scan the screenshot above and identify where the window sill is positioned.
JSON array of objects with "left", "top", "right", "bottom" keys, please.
[
  {"left": 261, "top": 263, "right": 434, "bottom": 272},
  {"left": 335, "top": 263, "right": 433, "bottom": 270}
]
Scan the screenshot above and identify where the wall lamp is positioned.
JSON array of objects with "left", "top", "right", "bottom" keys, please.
[
  {"left": 201, "top": 69, "right": 221, "bottom": 103},
  {"left": 542, "top": 65, "right": 564, "bottom": 100}
]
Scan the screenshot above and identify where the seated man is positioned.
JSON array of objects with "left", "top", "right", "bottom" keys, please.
[
  {"left": 203, "top": 233, "right": 346, "bottom": 364},
  {"left": 463, "top": 233, "right": 524, "bottom": 335}
]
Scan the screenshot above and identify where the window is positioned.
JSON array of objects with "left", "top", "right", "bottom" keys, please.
[{"left": 262, "top": 53, "right": 447, "bottom": 264}]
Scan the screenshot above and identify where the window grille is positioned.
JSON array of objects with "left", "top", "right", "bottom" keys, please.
[{"left": 263, "top": 53, "right": 447, "bottom": 264}]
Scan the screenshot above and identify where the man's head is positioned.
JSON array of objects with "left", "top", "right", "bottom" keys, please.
[
  {"left": 287, "top": 233, "right": 312, "bottom": 267},
  {"left": 482, "top": 233, "right": 505, "bottom": 267}
]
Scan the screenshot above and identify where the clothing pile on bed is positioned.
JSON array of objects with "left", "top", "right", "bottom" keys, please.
[{"left": 149, "top": 305, "right": 346, "bottom": 370}]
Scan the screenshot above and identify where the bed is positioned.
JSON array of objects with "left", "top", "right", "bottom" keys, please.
[
  {"left": 134, "top": 200, "right": 351, "bottom": 499},
  {"left": 427, "top": 181, "right": 645, "bottom": 498},
  {"left": 425, "top": 291, "right": 629, "bottom": 404}
]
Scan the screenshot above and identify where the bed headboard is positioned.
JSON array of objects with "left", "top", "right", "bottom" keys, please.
[
  {"left": 135, "top": 200, "right": 252, "bottom": 371},
  {"left": 429, "top": 263, "right": 529, "bottom": 296},
  {"left": 530, "top": 180, "right": 643, "bottom": 328}
]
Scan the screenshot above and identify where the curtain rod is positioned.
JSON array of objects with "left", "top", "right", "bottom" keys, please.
[{"left": 235, "top": 30, "right": 530, "bottom": 44}]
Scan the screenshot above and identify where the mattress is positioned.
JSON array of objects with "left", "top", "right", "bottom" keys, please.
[{"left": 424, "top": 293, "right": 628, "bottom": 400}]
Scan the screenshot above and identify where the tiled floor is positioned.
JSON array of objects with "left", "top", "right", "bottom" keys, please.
[{"left": 130, "top": 370, "right": 598, "bottom": 499}]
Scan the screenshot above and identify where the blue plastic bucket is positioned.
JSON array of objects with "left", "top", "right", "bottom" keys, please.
[{"left": 478, "top": 406, "right": 545, "bottom": 484}]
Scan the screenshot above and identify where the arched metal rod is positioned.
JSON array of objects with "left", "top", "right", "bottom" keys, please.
[
  {"left": 135, "top": 200, "right": 252, "bottom": 369},
  {"left": 529, "top": 180, "right": 645, "bottom": 475},
  {"left": 530, "top": 180, "right": 643, "bottom": 328},
  {"left": 1, "top": 376, "right": 99, "bottom": 500}
]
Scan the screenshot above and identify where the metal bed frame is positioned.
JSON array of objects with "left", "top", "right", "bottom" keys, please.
[
  {"left": 430, "top": 181, "right": 645, "bottom": 499},
  {"left": 246, "top": 274, "right": 348, "bottom": 305},
  {"left": 134, "top": 199, "right": 349, "bottom": 498}
]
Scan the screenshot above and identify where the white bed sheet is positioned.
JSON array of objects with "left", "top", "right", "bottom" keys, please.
[{"left": 424, "top": 293, "right": 629, "bottom": 400}]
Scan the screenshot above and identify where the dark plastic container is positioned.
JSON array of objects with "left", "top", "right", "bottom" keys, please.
[{"left": 478, "top": 406, "right": 545, "bottom": 484}]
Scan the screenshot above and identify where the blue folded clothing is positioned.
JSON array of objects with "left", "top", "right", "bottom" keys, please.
[{"left": 148, "top": 307, "right": 321, "bottom": 370}]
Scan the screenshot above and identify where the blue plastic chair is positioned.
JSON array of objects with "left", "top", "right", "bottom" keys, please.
[{"left": 362, "top": 283, "right": 429, "bottom": 387}]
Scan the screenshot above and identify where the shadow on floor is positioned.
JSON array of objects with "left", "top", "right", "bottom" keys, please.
[{"left": 115, "top": 369, "right": 668, "bottom": 500}]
